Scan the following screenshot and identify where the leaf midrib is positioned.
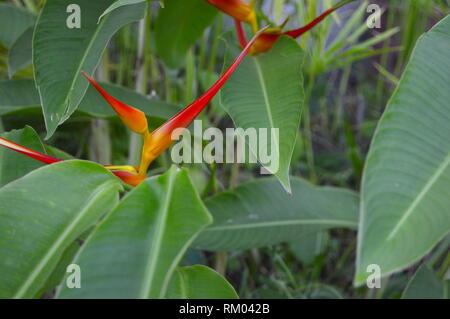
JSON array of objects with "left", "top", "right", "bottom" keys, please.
[
  {"left": 139, "top": 169, "right": 176, "bottom": 298},
  {"left": 13, "top": 179, "right": 117, "bottom": 298},
  {"left": 204, "top": 218, "right": 358, "bottom": 232}
]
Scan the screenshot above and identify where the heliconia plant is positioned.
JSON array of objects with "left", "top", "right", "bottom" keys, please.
[
  {"left": 0, "top": 0, "right": 448, "bottom": 301},
  {"left": 208, "top": 0, "right": 357, "bottom": 54},
  {"left": 0, "top": 28, "right": 265, "bottom": 187}
]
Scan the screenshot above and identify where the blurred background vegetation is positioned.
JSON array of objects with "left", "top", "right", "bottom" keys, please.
[{"left": 0, "top": 0, "right": 448, "bottom": 298}]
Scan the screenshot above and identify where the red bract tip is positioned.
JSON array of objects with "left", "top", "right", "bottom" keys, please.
[
  {"left": 0, "top": 137, "right": 61, "bottom": 164},
  {"left": 0, "top": 137, "right": 144, "bottom": 187},
  {"left": 250, "top": 0, "right": 356, "bottom": 55},
  {"left": 81, "top": 71, "right": 149, "bottom": 135}
]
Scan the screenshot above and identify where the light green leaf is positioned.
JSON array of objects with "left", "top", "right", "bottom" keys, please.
[
  {"left": 166, "top": 265, "right": 238, "bottom": 299},
  {"left": 57, "top": 166, "right": 212, "bottom": 298},
  {"left": 355, "top": 16, "right": 450, "bottom": 285},
  {"left": 33, "top": 0, "right": 146, "bottom": 138},
  {"left": 0, "top": 161, "right": 122, "bottom": 298},
  {"left": 7, "top": 27, "right": 33, "bottom": 77},
  {"left": 402, "top": 265, "right": 447, "bottom": 299},
  {"left": 155, "top": 0, "right": 217, "bottom": 69},
  {"left": 0, "top": 126, "right": 46, "bottom": 187},
  {"left": 99, "top": 0, "right": 163, "bottom": 21},
  {"left": 195, "top": 177, "right": 358, "bottom": 251},
  {"left": 220, "top": 36, "right": 305, "bottom": 193},
  {"left": 0, "top": 3, "right": 35, "bottom": 49},
  {"left": 0, "top": 79, "right": 180, "bottom": 120}
]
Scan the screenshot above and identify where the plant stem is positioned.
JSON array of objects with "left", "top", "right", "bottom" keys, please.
[
  {"left": 214, "top": 251, "right": 228, "bottom": 276},
  {"left": 88, "top": 55, "right": 111, "bottom": 164},
  {"left": 303, "top": 71, "right": 317, "bottom": 183},
  {"left": 438, "top": 252, "right": 450, "bottom": 279}
]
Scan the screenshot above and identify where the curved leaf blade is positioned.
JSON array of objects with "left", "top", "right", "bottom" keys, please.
[
  {"left": 194, "top": 177, "right": 359, "bottom": 251},
  {"left": 0, "top": 161, "right": 122, "bottom": 298},
  {"left": 355, "top": 16, "right": 450, "bottom": 285},
  {"left": 0, "top": 126, "right": 46, "bottom": 187},
  {"left": 7, "top": 27, "right": 33, "bottom": 78},
  {"left": 0, "top": 79, "right": 180, "bottom": 120},
  {"left": 401, "top": 265, "right": 448, "bottom": 299},
  {"left": 57, "top": 166, "right": 212, "bottom": 299},
  {"left": 166, "top": 265, "right": 238, "bottom": 299},
  {"left": 155, "top": 0, "right": 217, "bottom": 69},
  {"left": 0, "top": 3, "right": 35, "bottom": 49},
  {"left": 220, "top": 36, "right": 305, "bottom": 193},
  {"left": 33, "top": 0, "right": 146, "bottom": 138}
]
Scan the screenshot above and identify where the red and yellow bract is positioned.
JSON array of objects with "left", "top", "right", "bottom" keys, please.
[
  {"left": 231, "top": 0, "right": 356, "bottom": 55},
  {"left": 0, "top": 29, "right": 265, "bottom": 186},
  {"left": 206, "top": 0, "right": 258, "bottom": 32}
]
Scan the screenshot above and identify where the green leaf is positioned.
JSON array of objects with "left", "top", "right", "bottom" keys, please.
[
  {"left": 194, "top": 177, "right": 358, "bottom": 251},
  {"left": 57, "top": 166, "right": 212, "bottom": 298},
  {"left": 355, "top": 16, "right": 450, "bottom": 285},
  {"left": 33, "top": 0, "right": 146, "bottom": 138},
  {"left": 220, "top": 36, "right": 305, "bottom": 193},
  {"left": 0, "top": 126, "right": 46, "bottom": 187},
  {"left": 155, "top": 0, "right": 217, "bottom": 69},
  {"left": 0, "top": 79, "right": 180, "bottom": 120},
  {"left": 402, "top": 265, "right": 447, "bottom": 299},
  {"left": 166, "top": 265, "right": 238, "bottom": 299},
  {"left": 8, "top": 27, "right": 33, "bottom": 77},
  {"left": 0, "top": 3, "right": 35, "bottom": 49},
  {"left": 289, "top": 231, "right": 329, "bottom": 266},
  {"left": 0, "top": 161, "right": 122, "bottom": 298}
]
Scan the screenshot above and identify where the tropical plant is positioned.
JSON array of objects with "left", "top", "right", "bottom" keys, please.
[{"left": 0, "top": 0, "right": 448, "bottom": 299}]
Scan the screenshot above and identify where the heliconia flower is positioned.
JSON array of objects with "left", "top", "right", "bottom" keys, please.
[
  {"left": 81, "top": 71, "right": 149, "bottom": 135},
  {"left": 206, "top": 0, "right": 258, "bottom": 32},
  {"left": 243, "top": 0, "right": 356, "bottom": 55},
  {"left": 0, "top": 137, "right": 144, "bottom": 186},
  {"left": 137, "top": 28, "right": 266, "bottom": 174}
]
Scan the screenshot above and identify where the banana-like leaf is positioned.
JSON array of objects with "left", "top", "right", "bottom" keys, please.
[
  {"left": 0, "top": 79, "right": 180, "bottom": 120},
  {"left": 0, "top": 161, "right": 122, "bottom": 298},
  {"left": 194, "top": 177, "right": 358, "bottom": 251},
  {"left": 220, "top": 36, "right": 304, "bottom": 193},
  {"left": 155, "top": 0, "right": 217, "bottom": 69},
  {"left": 402, "top": 265, "right": 448, "bottom": 299},
  {"left": 99, "top": 0, "right": 163, "bottom": 21},
  {"left": 0, "top": 3, "right": 35, "bottom": 49},
  {"left": 7, "top": 27, "right": 33, "bottom": 78},
  {"left": 166, "top": 265, "right": 238, "bottom": 299},
  {"left": 33, "top": 0, "right": 146, "bottom": 138},
  {"left": 57, "top": 166, "right": 212, "bottom": 298},
  {"left": 355, "top": 16, "right": 450, "bottom": 285},
  {"left": 0, "top": 126, "right": 46, "bottom": 187},
  {"left": 289, "top": 231, "right": 329, "bottom": 265}
]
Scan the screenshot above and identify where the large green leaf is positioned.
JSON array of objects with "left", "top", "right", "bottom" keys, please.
[
  {"left": 166, "top": 265, "right": 238, "bottom": 299},
  {"left": 7, "top": 27, "right": 33, "bottom": 77},
  {"left": 0, "top": 79, "right": 180, "bottom": 120},
  {"left": 355, "top": 16, "right": 450, "bottom": 285},
  {"left": 220, "top": 36, "right": 304, "bottom": 193},
  {"left": 0, "top": 126, "right": 46, "bottom": 187},
  {"left": 402, "top": 265, "right": 448, "bottom": 299},
  {"left": 99, "top": 0, "right": 163, "bottom": 21},
  {"left": 0, "top": 3, "right": 35, "bottom": 49},
  {"left": 0, "top": 161, "right": 122, "bottom": 298},
  {"left": 194, "top": 177, "right": 358, "bottom": 251},
  {"left": 57, "top": 166, "right": 212, "bottom": 298},
  {"left": 155, "top": 0, "right": 217, "bottom": 69},
  {"left": 33, "top": 0, "right": 146, "bottom": 138}
]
